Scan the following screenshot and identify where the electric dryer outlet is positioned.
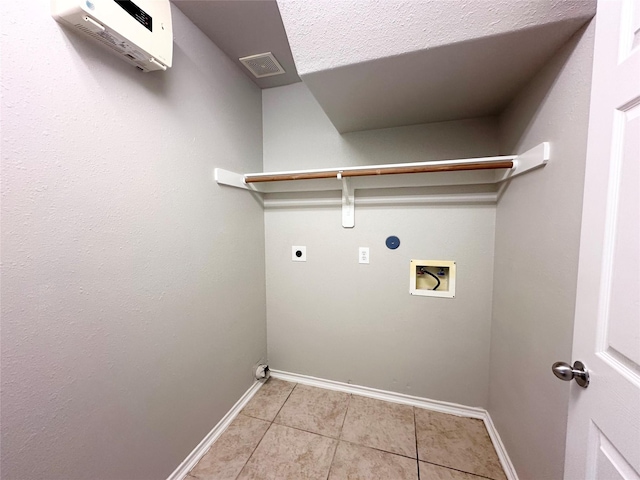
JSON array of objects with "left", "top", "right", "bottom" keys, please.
[{"left": 292, "top": 246, "right": 306, "bottom": 262}]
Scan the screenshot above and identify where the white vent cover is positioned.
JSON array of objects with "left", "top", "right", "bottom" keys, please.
[{"left": 239, "top": 52, "right": 285, "bottom": 78}]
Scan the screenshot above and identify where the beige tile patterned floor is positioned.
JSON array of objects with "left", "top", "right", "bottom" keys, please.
[{"left": 187, "top": 378, "right": 507, "bottom": 480}]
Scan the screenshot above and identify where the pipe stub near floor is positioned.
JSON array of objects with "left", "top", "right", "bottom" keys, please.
[{"left": 255, "top": 364, "right": 270, "bottom": 381}]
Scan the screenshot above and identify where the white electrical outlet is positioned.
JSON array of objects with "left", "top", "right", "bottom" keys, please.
[
  {"left": 359, "top": 247, "right": 369, "bottom": 264},
  {"left": 292, "top": 246, "right": 306, "bottom": 262}
]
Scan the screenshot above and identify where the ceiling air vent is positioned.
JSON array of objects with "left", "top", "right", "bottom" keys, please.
[{"left": 239, "top": 52, "right": 285, "bottom": 78}]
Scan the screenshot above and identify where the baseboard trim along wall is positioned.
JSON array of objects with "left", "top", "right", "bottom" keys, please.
[
  {"left": 269, "top": 369, "right": 519, "bottom": 480},
  {"left": 167, "top": 370, "right": 518, "bottom": 480},
  {"left": 166, "top": 380, "right": 264, "bottom": 480}
]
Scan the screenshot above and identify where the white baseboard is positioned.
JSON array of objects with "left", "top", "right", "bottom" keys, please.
[
  {"left": 270, "top": 369, "right": 519, "bottom": 480},
  {"left": 166, "top": 380, "right": 263, "bottom": 480},
  {"left": 483, "top": 409, "right": 519, "bottom": 480},
  {"left": 270, "top": 370, "right": 485, "bottom": 418}
]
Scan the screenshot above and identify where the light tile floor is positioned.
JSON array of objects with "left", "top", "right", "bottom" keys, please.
[{"left": 187, "top": 378, "right": 507, "bottom": 480}]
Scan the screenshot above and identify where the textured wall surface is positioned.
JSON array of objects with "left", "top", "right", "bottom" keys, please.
[
  {"left": 1, "top": 3, "right": 266, "bottom": 479},
  {"left": 278, "top": 0, "right": 596, "bottom": 75},
  {"left": 488, "top": 22, "right": 595, "bottom": 480},
  {"left": 263, "top": 83, "right": 499, "bottom": 407}
]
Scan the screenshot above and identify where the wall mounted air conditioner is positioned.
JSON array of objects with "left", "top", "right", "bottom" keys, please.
[{"left": 52, "top": 0, "right": 173, "bottom": 72}]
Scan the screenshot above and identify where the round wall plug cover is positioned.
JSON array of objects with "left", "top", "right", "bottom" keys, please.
[{"left": 385, "top": 236, "right": 400, "bottom": 249}]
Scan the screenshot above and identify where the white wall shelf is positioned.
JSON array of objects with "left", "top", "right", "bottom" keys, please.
[{"left": 215, "top": 142, "right": 549, "bottom": 228}]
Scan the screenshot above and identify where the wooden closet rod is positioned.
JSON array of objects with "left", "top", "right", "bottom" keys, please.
[{"left": 244, "top": 161, "right": 514, "bottom": 183}]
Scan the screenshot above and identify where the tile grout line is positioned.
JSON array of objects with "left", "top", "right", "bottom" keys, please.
[
  {"left": 420, "top": 459, "right": 502, "bottom": 480},
  {"left": 233, "top": 380, "right": 298, "bottom": 480},
  {"left": 231, "top": 417, "right": 270, "bottom": 480},
  {"left": 273, "top": 421, "right": 341, "bottom": 441},
  {"left": 272, "top": 382, "right": 298, "bottom": 421},
  {"left": 324, "top": 437, "right": 340, "bottom": 480},
  {"left": 413, "top": 406, "right": 421, "bottom": 480},
  {"left": 238, "top": 412, "right": 261, "bottom": 421},
  {"left": 338, "top": 438, "right": 418, "bottom": 461},
  {"left": 325, "top": 393, "right": 352, "bottom": 480},
  {"left": 336, "top": 392, "right": 352, "bottom": 443}
]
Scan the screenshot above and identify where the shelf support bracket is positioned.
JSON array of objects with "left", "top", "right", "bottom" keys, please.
[
  {"left": 339, "top": 173, "right": 355, "bottom": 228},
  {"left": 496, "top": 142, "right": 550, "bottom": 182},
  {"left": 214, "top": 168, "right": 259, "bottom": 191}
]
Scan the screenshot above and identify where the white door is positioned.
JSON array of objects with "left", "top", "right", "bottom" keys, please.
[{"left": 563, "top": 0, "right": 640, "bottom": 479}]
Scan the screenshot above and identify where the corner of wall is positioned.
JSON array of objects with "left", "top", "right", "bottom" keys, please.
[{"left": 488, "top": 20, "right": 596, "bottom": 480}]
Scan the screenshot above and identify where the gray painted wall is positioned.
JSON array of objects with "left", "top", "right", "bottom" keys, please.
[
  {"left": 263, "top": 83, "right": 499, "bottom": 407},
  {"left": 263, "top": 83, "right": 500, "bottom": 171},
  {"left": 488, "top": 23, "right": 595, "bottom": 480},
  {"left": 0, "top": 3, "right": 266, "bottom": 479}
]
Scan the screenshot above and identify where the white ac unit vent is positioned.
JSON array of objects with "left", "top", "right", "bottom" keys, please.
[
  {"left": 239, "top": 53, "right": 285, "bottom": 78},
  {"left": 52, "top": 0, "right": 173, "bottom": 72}
]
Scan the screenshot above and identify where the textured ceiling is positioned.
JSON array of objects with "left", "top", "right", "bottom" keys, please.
[
  {"left": 278, "top": 0, "right": 596, "bottom": 132},
  {"left": 173, "top": 0, "right": 300, "bottom": 89},
  {"left": 278, "top": 0, "right": 596, "bottom": 75},
  {"left": 174, "top": 0, "right": 596, "bottom": 131}
]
